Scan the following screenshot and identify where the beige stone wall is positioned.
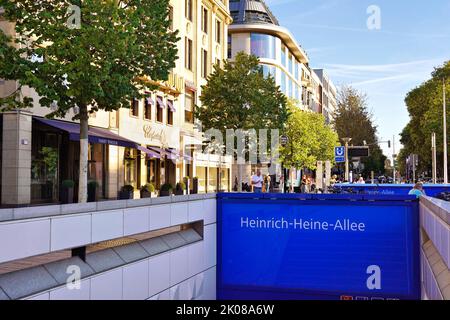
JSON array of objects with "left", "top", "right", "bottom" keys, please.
[{"left": 1, "top": 111, "right": 32, "bottom": 205}]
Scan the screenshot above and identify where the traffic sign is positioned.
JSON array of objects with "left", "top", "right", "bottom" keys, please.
[
  {"left": 335, "top": 146, "right": 345, "bottom": 163},
  {"left": 280, "top": 135, "right": 289, "bottom": 147}
]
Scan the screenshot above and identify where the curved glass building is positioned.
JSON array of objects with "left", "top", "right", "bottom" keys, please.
[{"left": 228, "top": 0, "right": 314, "bottom": 111}]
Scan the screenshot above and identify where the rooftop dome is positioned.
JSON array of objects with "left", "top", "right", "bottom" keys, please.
[{"left": 229, "top": 0, "right": 280, "bottom": 26}]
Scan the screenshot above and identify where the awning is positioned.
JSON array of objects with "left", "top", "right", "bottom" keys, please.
[
  {"left": 137, "top": 146, "right": 160, "bottom": 159},
  {"left": 167, "top": 100, "right": 176, "bottom": 112},
  {"left": 34, "top": 117, "right": 137, "bottom": 148},
  {"left": 148, "top": 146, "right": 178, "bottom": 160},
  {"left": 185, "top": 81, "right": 197, "bottom": 92},
  {"left": 145, "top": 96, "right": 154, "bottom": 105},
  {"left": 169, "top": 148, "right": 193, "bottom": 161},
  {"left": 156, "top": 96, "right": 165, "bottom": 109}
]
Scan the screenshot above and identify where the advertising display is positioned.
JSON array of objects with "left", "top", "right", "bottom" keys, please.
[{"left": 217, "top": 194, "right": 420, "bottom": 300}]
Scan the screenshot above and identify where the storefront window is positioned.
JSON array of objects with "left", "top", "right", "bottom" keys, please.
[
  {"left": 250, "top": 33, "right": 276, "bottom": 60},
  {"left": 220, "top": 168, "right": 229, "bottom": 192},
  {"left": 124, "top": 148, "right": 138, "bottom": 188},
  {"left": 31, "top": 130, "right": 60, "bottom": 203},
  {"left": 88, "top": 144, "right": 106, "bottom": 199},
  {"left": 196, "top": 166, "right": 207, "bottom": 193},
  {"left": 208, "top": 167, "right": 218, "bottom": 192}
]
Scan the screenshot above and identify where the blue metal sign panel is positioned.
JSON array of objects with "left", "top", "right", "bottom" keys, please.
[
  {"left": 334, "top": 184, "right": 450, "bottom": 197},
  {"left": 217, "top": 194, "right": 420, "bottom": 300},
  {"left": 335, "top": 146, "right": 345, "bottom": 163}
]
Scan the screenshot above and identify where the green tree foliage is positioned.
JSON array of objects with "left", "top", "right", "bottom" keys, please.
[
  {"left": 333, "top": 86, "right": 387, "bottom": 177},
  {"left": 196, "top": 52, "right": 288, "bottom": 133},
  {"left": 0, "top": 0, "right": 178, "bottom": 202},
  {"left": 279, "top": 99, "right": 339, "bottom": 170},
  {"left": 400, "top": 61, "right": 450, "bottom": 178}
]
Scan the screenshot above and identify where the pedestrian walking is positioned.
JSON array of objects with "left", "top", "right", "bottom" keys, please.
[
  {"left": 251, "top": 169, "right": 264, "bottom": 194},
  {"left": 408, "top": 182, "right": 426, "bottom": 198},
  {"left": 263, "top": 174, "right": 271, "bottom": 193}
]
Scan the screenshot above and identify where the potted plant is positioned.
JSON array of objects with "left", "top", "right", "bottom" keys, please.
[
  {"left": 60, "top": 179, "right": 75, "bottom": 204},
  {"left": 140, "top": 183, "right": 155, "bottom": 198},
  {"left": 183, "top": 176, "right": 190, "bottom": 194},
  {"left": 192, "top": 177, "right": 199, "bottom": 194},
  {"left": 87, "top": 180, "right": 99, "bottom": 202},
  {"left": 160, "top": 183, "right": 173, "bottom": 197},
  {"left": 175, "top": 181, "right": 186, "bottom": 196},
  {"left": 119, "top": 184, "right": 134, "bottom": 200}
]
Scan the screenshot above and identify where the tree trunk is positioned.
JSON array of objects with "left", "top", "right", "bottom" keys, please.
[
  {"left": 238, "top": 163, "right": 243, "bottom": 192},
  {"left": 78, "top": 104, "right": 89, "bottom": 203}
]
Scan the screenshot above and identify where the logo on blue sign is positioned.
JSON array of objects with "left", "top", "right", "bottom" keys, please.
[{"left": 335, "top": 146, "right": 345, "bottom": 163}]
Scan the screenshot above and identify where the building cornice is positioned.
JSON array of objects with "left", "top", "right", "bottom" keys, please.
[{"left": 210, "top": 0, "right": 232, "bottom": 24}]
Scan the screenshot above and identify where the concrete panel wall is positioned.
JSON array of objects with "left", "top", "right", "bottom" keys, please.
[
  {"left": 0, "top": 194, "right": 217, "bottom": 300},
  {"left": 0, "top": 195, "right": 216, "bottom": 264},
  {"left": 420, "top": 196, "right": 450, "bottom": 300}
]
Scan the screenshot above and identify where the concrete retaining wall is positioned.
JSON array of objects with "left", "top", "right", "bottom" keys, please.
[
  {"left": 0, "top": 194, "right": 217, "bottom": 300},
  {"left": 419, "top": 196, "right": 450, "bottom": 300}
]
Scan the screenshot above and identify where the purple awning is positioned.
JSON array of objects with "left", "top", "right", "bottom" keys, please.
[
  {"left": 137, "top": 146, "right": 160, "bottom": 159},
  {"left": 148, "top": 146, "right": 178, "bottom": 160},
  {"left": 146, "top": 96, "right": 154, "bottom": 105},
  {"left": 156, "top": 96, "right": 165, "bottom": 109},
  {"left": 169, "top": 148, "right": 192, "bottom": 161},
  {"left": 34, "top": 117, "right": 137, "bottom": 148},
  {"left": 167, "top": 100, "right": 176, "bottom": 112}
]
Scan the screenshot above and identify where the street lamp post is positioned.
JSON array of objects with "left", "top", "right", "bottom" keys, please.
[
  {"left": 444, "top": 78, "right": 448, "bottom": 184},
  {"left": 392, "top": 135, "right": 396, "bottom": 184},
  {"left": 342, "top": 138, "right": 352, "bottom": 182},
  {"left": 432, "top": 133, "right": 437, "bottom": 184}
]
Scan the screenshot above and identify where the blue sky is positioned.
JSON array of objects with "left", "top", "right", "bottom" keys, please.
[{"left": 266, "top": 0, "right": 450, "bottom": 156}]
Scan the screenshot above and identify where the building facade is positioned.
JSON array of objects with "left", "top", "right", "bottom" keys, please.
[
  {"left": 313, "top": 69, "right": 337, "bottom": 124},
  {"left": 0, "top": 0, "right": 232, "bottom": 206},
  {"left": 228, "top": 0, "right": 311, "bottom": 111},
  {"left": 227, "top": 0, "right": 338, "bottom": 188}
]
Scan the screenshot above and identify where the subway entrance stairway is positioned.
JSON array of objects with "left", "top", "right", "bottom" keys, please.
[{"left": 0, "top": 189, "right": 449, "bottom": 300}]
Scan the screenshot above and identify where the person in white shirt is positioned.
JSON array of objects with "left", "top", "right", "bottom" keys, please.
[{"left": 251, "top": 169, "right": 264, "bottom": 193}]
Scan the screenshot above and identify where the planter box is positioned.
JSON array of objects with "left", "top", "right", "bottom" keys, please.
[
  {"left": 160, "top": 190, "right": 172, "bottom": 197},
  {"left": 119, "top": 190, "right": 134, "bottom": 200},
  {"left": 88, "top": 185, "right": 97, "bottom": 202},
  {"left": 140, "top": 190, "right": 152, "bottom": 199},
  {"left": 192, "top": 180, "right": 199, "bottom": 194},
  {"left": 174, "top": 189, "right": 184, "bottom": 196},
  {"left": 60, "top": 187, "right": 74, "bottom": 204}
]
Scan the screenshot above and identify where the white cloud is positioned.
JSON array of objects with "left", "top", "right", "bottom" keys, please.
[
  {"left": 325, "top": 59, "right": 442, "bottom": 87},
  {"left": 288, "top": 23, "right": 450, "bottom": 39}
]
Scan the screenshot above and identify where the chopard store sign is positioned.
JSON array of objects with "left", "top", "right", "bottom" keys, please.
[{"left": 143, "top": 125, "right": 166, "bottom": 141}]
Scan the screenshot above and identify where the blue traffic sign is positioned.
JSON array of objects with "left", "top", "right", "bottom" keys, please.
[{"left": 335, "top": 146, "right": 345, "bottom": 163}]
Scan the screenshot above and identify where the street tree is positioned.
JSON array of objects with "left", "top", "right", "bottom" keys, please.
[
  {"left": 0, "top": 0, "right": 178, "bottom": 202},
  {"left": 197, "top": 52, "right": 288, "bottom": 133},
  {"left": 333, "top": 86, "right": 387, "bottom": 177},
  {"left": 279, "top": 99, "right": 338, "bottom": 171},
  {"left": 196, "top": 52, "right": 288, "bottom": 189},
  {"left": 400, "top": 61, "right": 450, "bottom": 178}
]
